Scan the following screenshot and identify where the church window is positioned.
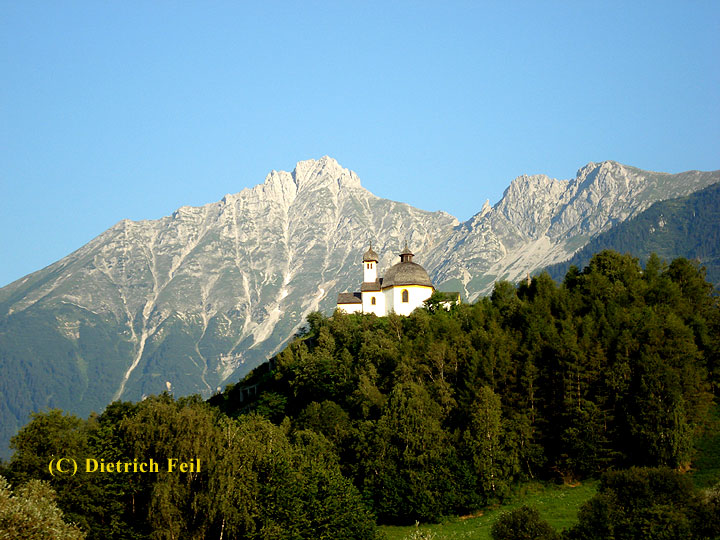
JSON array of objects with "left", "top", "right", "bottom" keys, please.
[
  {"left": 402, "top": 289, "right": 409, "bottom": 303},
  {"left": 371, "top": 297, "right": 376, "bottom": 305}
]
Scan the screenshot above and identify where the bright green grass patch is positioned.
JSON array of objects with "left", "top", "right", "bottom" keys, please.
[
  {"left": 691, "top": 401, "right": 720, "bottom": 488},
  {"left": 379, "top": 480, "right": 597, "bottom": 540}
]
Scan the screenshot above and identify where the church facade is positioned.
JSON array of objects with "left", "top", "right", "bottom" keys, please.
[{"left": 336, "top": 244, "right": 435, "bottom": 316}]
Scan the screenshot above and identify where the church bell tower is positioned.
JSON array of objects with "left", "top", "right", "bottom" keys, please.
[{"left": 363, "top": 243, "right": 378, "bottom": 283}]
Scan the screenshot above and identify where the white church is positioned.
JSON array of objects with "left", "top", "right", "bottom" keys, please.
[{"left": 336, "top": 244, "right": 438, "bottom": 316}]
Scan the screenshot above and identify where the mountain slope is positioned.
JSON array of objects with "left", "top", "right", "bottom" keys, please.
[
  {"left": 544, "top": 181, "right": 720, "bottom": 286},
  {"left": 0, "top": 158, "right": 458, "bottom": 457},
  {"left": 1, "top": 157, "right": 718, "bottom": 459}
]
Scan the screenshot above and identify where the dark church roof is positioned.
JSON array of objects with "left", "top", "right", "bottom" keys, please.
[
  {"left": 361, "top": 278, "right": 383, "bottom": 291},
  {"left": 382, "top": 261, "right": 433, "bottom": 288},
  {"left": 337, "top": 292, "right": 362, "bottom": 304}
]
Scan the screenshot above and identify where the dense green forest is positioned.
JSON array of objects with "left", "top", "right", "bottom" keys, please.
[{"left": 1, "top": 250, "right": 719, "bottom": 539}]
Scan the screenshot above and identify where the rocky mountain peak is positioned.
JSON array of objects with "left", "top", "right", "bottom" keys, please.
[
  {"left": 502, "top": 173, "right": 567, "bottom": 201},
  {"left": 574, "top": 160, "right": 631, "bottom": 189},
  {"left": 291, "top": 156, "right": 362, "bottom": 193},
  {"left": 478, "top": 199, "right": 492, "bottom": 218},
  {"left": 221, "top": 157, "right": 364, "bottom": 211},
  {"left": 495, "top": 173, "right": 568, "bottom": 228}
]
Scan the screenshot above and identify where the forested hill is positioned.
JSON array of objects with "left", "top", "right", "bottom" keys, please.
[
  {"left": 212, "top": 250, "right": 720, "bottom": 522},
  {"left": 544, "top": 181, "right": 720, "bottom": 287},
  {"left": 2, "top": 250, "right": 719, "bottom": 539}
]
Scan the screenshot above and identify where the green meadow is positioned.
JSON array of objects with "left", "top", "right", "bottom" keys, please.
[{"left": 380, "top": 480, "right": 597, "bottom": 540}]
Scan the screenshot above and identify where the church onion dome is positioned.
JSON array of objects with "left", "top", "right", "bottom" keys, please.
[{"left": 363, "top": 243, "right": 379, "bottom": 262}]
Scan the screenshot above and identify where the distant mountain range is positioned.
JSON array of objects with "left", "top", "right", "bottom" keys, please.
[{"left": 1, "top": 157, "right": 718, "bottom": 458}]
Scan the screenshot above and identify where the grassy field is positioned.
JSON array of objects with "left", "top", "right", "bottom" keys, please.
[
  {"left": 690, "top": 401, "right": 720, "bottom": 488},
  {"left": 379, "top": 480, "right": 597, "bottom": 540}
]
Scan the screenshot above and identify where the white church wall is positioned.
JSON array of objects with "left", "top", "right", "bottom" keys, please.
[
  {"left": 383, "top": 287, "right": 394, "bottom": 315},
  {"left": 337, "top": 303, "right": 362, "bottom": 314},
  {"left": 362, "top": 291, "right": 385, "bottom": 316},
  {"left": 389, "top": 285, "right": 433, "bottom": 316}
]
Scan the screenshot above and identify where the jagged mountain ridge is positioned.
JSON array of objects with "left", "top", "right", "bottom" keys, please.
[
  {"left": 425, "top": 161, "right": 719, "bottom": 297},
  {"left": 0, "top": 157, "right": 718, "bottom": 459}
]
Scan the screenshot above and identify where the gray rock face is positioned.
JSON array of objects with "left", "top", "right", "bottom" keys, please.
[
  {"left": 426, "top": 161, "right": 720, "bottom": 299},
  {"left": 0, "top": 156, "right": 717, "bottom": 458}
]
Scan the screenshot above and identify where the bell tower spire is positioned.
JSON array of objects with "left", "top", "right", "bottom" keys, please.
[{"left": 363, "top": 243, "right": 378, "bottom": 283}]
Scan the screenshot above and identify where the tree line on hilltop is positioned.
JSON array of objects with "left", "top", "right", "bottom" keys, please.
[{"left": 1, "top": 250, "right": 719, "bottom": 539}]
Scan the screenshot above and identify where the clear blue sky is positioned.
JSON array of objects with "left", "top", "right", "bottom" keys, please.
[{"left": 2, "top": 1, "right": 719, "bottom": 287}]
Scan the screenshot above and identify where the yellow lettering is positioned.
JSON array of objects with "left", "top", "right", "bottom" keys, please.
[
  {"left": 180, "top": 462, "right": 188, "bottom": 473},
  {"left": 149, "top": 459, "right": 158, "bottom": 473},
  {"left": 167, "top": 458, "right": 177, "bottom": 473},
  {"left": 86, "top": 459, "right": 98, "bottom": 473}
]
